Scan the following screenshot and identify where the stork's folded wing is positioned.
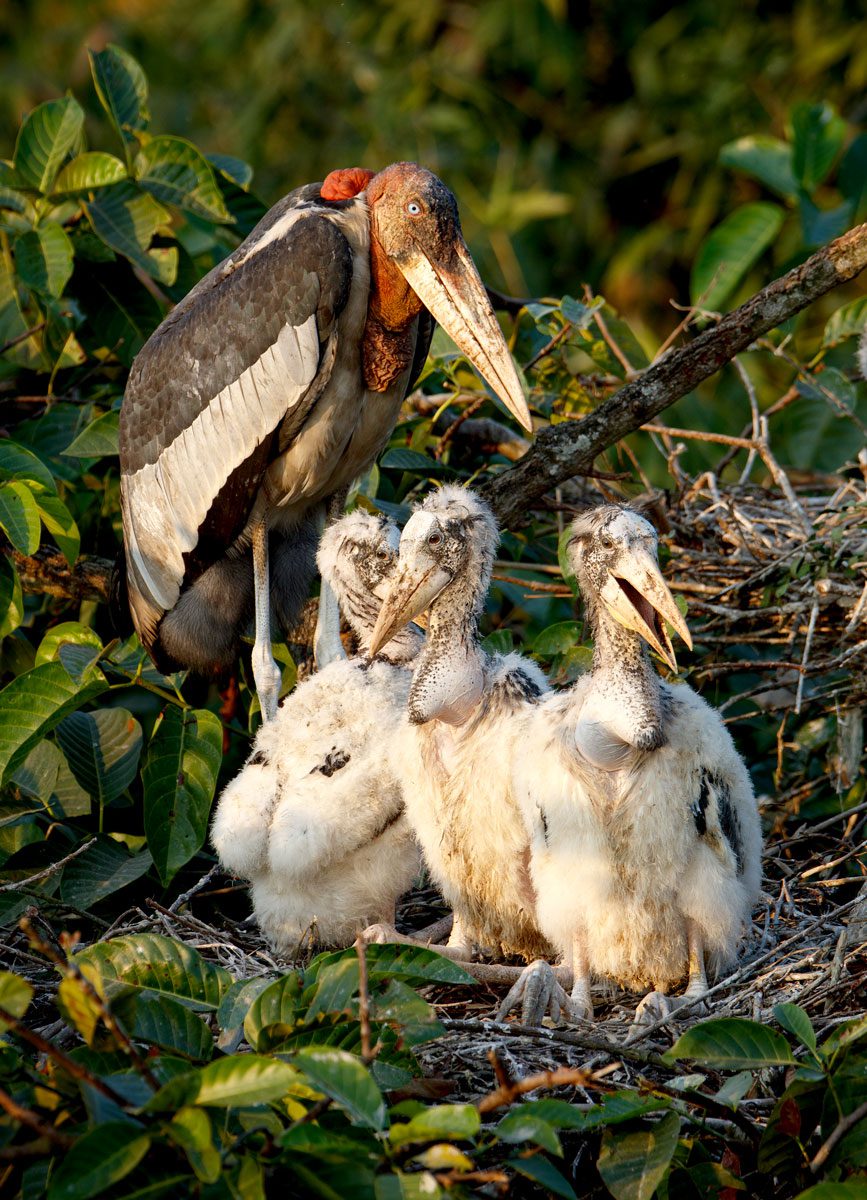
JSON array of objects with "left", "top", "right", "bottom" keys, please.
[{"left": 119, "top": 209, "right": 354, "bottom": 645}]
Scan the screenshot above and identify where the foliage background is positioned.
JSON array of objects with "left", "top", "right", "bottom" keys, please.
[{"left": 0, "top": 3, "right": 865, "bottom": 1198}]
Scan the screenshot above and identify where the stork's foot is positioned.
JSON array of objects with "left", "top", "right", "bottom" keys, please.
[
  {"left": 632, "top": 987, "right": 708, "bottom": 1031},
  {"left": 496, "top": 960, "right": 589, "bottom": 1026},
  {"left": 252, "top": 641, "right": 281, "bottom": 724}
]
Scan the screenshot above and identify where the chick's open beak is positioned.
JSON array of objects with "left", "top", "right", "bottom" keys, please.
[
  {"left": 599, "top": 546, "right": 692, "bottom": 672},
  {"left": 399, "top": 238, "right": 532, "bottom": 432},
  {"left": 368, "top": 547, "right": 451, "bottom": 657}
]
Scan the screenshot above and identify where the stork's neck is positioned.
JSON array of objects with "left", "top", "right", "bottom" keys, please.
[
  {"left": 362, "top": 230, "right": 423, "bottom": 392},
  {"left": 580, "top": 590, "right": 666, "bottom": 748},
  {"left": 408, "top": 571, "right": 486, "bottom": 726}
]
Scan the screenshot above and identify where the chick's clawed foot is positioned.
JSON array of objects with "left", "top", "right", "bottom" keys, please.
[
  {"left": 360, "top": 922, "right": 402, "bottom": 945},
  {"left": 632, "top": 987, "right": 708, "bottom": 1031},
  {"left": 496, "top": 960, "right": 591, "bottom": 1026}
]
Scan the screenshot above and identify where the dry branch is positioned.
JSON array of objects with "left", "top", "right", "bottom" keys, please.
[{"left": 483, "top": 221, "right": 867, "bottom": 526}]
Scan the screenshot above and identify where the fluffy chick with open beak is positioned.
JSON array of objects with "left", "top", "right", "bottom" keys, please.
[
  {"left": 364, "top": 486, "right": 554, "bottom": 985},
  {"left": 511, "top": 505, "right": 762, "bottom": 1026}
]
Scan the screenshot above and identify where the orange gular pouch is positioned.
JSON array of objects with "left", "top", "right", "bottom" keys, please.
[{"left": 320, "top": 167, "right": 375, "bottom": 200}]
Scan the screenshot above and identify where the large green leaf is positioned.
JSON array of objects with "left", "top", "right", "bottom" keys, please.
[
  {"left": 55, "top": 707, "right": 142, "bottom": 805},
  {"left": 217, "top": 977, "right": 272, "bottom": 1052},
  {"left": 142, "top": 706, "right": 222, "bottom": 886},
  {"left": 294, "top": 1047, "right": 387, "bottom": 1130},
  {"left": 35, "top": 621, "right": 102, "bottom": 668},
  {"left": 719, "top": 135, "right": 798, "bottom": 200},
  {"left": 75, "top": 933, "right": 231, "bottom": 1011},
  {"left": 14, "top": 225, "right": 74, "bottom": 298},
  {"left": 308, "top": 943, "right": 475, "bottom": 987},
  {"left": 46, "top": 1122, "right": 150, "bottom": 1200},
  {"left": 0, "top": 659, "right": 107, "bottom": 782},
  {"left": 146, "top": 1055, "right": 298, "bottom": 1111},
  {"left": 597, "top": 1111, "right": 681, "bottom": 1200},
  {"left": 791, "top": 101, "right": 847, "bottom": 192},
  {"left": 794, "top": 1184, "right": 867, "bottom": 1200},
  {"left": 60, "top": 835, "right": 152, "bottom": 909},
  {"left": 63, "top": 410, "right": 120, "bottom": 458},
  {"left": 0, "top": 970, "right": 33, "bottom": 1031},
  {"left": 32, "top": 489, "right": 80, "bottom": 564},
  {"left": 0, "top": 480, "right": 41, "bottom": 553},
  {"left": 823, "top": 297, "right": 867, "bottom": 348},
  {"left": 0, "top": 556, "right": 23, "bottom": 639},
  {"left": 774, "top": 1003, "right": 818, "bottom": 1054},
  {"left": 664, "top": 1018, "right": 796, "bottom": 1068},
  {"left": 84, "top": 182, "right": 171, "bottom": 280},
  {"left": 390, "top": 1104, "right": 481, "bottom": 1147},
  {"left": 207, "top": 153, "right": 253, "bottom": 188},
  {"left": 89, "top": 45, "right": 149, "bottom": 151},
  {"left": 379, "top": 448, "right": 445, "bottom": 474},
  {"left": 508, "top": 1156, "right": 577, "bottom": 1199},
  {"left": 13, "top": 97, "right": 84, "bottom": 194},
  {"left": 244, "top": 974, "right": 303, "bottom": 1052},
  {"left": 496, "top": 1109, "right": 563, "bottom": 1155},
  {"left": 135, "top": 136, "right": 231, "bottom": 222},
  {"left": 53, "top": 151, "right": 127, "bottom": 194},
  {"left": 166, "top": 1107, "right": 221, "bottom": 1184},
  {"left": 690, "top": 202, "right": 784, "bottom": 311},
  {"left": 113, "top": 992, "right": 213, "bottom": 1061},
  {"left": 0, "top": 439, "right": 57, "bottom": 492}
]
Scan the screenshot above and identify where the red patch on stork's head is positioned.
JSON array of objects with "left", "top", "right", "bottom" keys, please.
[{"left": 320, "top": 167, "right": 375, "bottom": 201}]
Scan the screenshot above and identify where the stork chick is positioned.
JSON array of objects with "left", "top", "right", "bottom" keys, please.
[
  {"left": 366, "top": 486, "right": 554, "bottom": 980},
  {"left": 513, "top": 506, "right": 762, "bottom": 1023},
  {"left": 211, "top": 510, "right": 422, "bottom": 951}
]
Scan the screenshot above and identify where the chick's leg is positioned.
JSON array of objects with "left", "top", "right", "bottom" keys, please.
[{"left": 633, "top": 920, "right": 708, "bottom": 1029}]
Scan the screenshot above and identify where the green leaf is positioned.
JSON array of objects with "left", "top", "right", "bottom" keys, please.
[
  {"left": 0, "top": 557, "right": 23, "bottom": 638},
  {"left": 63, "top": 409, "right": 121, "bottom": 458},
  {"left": 294, "top": 1047, "right": 387, "bottom": 1129},
  {"left": 243, "top": 974, "right": 303, "bottom": 1051},
  {"left": 146, "top": 1055, "right": 298, "bottom": 1111},
  {"left": 0, "top": 480, "right": 41, "bottom": 554},
  {"left": 508, "top": 1155, "right": 577, "bottom": 1199},
  {"left": 496, "top": 1109, "right": 563, "bottom": 1155},
  {"left": 135, "top": 136, "right": 231, "bottom": 222},
  {"left": 46, "top": 1122, "right": 150, "bottom": 1200},
  {"left": 89, "top": 45, "right": 149, "bottom": 150},
  {"left": 13, "top": 97, "right": 85, "bottom": 194},
  {"left": 114, "top": 992, "right": 213, "bottom": 1061},
  {"left": 35, "top": 621, "right": 102, "bottom": 668},
  {"left": 774, "top": 1003, "right": 817, "bottom": 1054},
  {"left": 390, "top": 1104, "right": 480, "bottom": 1147},
  {"left": 14, "top": 225, "right": 74, "bottom": 297},
  {"left": 379, "top": 447, "right": 444, "bottom": 473},
  {"left": 839, "top": 133, "right": 867, "bottom": 213},
  {"left": 823, "top": 297, "right": 867, "bottom": 347},
  {"left": 691, "top": 202, "right": 784, "bottom": 311},
  {"left": 308, "top": 942, "right": 476, "bottom": 987},
  {"left": 32, "top": 491, "right": 80, "bottom": 564},
  {"left": 0, "top": 439, "right": 57, "bottom": 492},
  {"left": 207, "top": 153, "right": 253, "bottom": 188},
  {"left": 217, "top": 976, "right": 272, "bottom": 1052},
  {"left": 0, "top": 970, "right": 33, "bottom": 1031},
  {"left": 793, "top": 1185, "right": 867, "bottom": 1200},
  {"left": 55, "top": 707, "right": 142, "bottom": 805},
  {"left": 75, "top": 933, "right": 231, "bottom": 1011},
  {"left": 0, "top": 659, "right": 107, "bottom": 782},
  {"left": 791, "top": 101, "right": 847, "bottom": 192},
  {"left": 481, "top": 629, "right": 514, "bottom": 655},
  {"left": 664, "top": 1018, "right": 796, "bottom": 1068},
  {"left": 719, "top": 135, "right": 798, "bottom": 200},
  {"left": 533, "top": 620, "right": 582, "bottom": 655},
  {"left": 166, "top": 1107, "right": 220, "bottom": 1184},
  {"left": 142, "top": 706, "right": 223, "bottom": 886},
  {"left": 53, "top": 152, "right": 127, "bottom": 194},
  {"left": 597, "top": 1111, "right": 681, "bottom": 1200},
  {"left": 60, "top": 835, "right": 152, "bottom": 908},
  {"left": 84, "top": 182, "right": 171, "bottom": 279}
]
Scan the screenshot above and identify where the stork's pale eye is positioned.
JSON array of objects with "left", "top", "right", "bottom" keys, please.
[{"left": 406, "top": 200, "right": 422, "bottom": 216}]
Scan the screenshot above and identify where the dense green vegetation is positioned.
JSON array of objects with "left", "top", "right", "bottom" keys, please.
[{"left": 0, "top": 14, "right": 865, "bottom": 1200}]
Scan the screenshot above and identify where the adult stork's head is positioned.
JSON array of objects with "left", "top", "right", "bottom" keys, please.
[
  {"left": 567, "top": 506, "right": 692, "bottom": 672},
  {"left": 368, "top": 486, "right": 498, "bottom": 657},
  {"left": 362, "top": 163, "right": 532, "bottom": 432}
]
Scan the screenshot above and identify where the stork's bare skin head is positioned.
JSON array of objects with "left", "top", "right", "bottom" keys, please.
[
  {"left": 568, "top": 507, "right": 692, "bottom": 671},
  {"left": 366, "top": 163, "right": 532, "bottom": 432},
  {"left": 368, "top": 486, "right": 499, "bottom": 656}
]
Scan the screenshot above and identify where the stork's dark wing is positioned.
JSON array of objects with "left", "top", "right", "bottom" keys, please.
[{"left": 119, "top": 192, "right": 354, "bottom": 647}]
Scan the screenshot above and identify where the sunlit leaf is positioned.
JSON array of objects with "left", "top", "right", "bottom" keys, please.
[
  {"left": 243, "top": 973, "right": 303, "bottom": 1052},
  {"left": 294, "top": 1047, "right": 387, "bottom": 1129},
  {"left": 63, "top": 410, "right": 121, "bottom": 457},
  {"left": 14, "top": 224, "right": 74, "bottom": 297},
  {"left": 46, "top": 1122, "right": 150, "bottom": 1200},
  {"left": 75, "top": 933, "right": 231, "bottom": 1011},
  {"left": 146, "top": 1055, "right": 298, "bottom": 1111},
  {"left": 166, "top": 1107, "right": 221, "bottom": 1184},
  {"left": 308, "top": 942, "right": 475, "bottom": 987},
  {"left": 0, "top": 970, "right": 33, "bottom": 1031},
  {"left": 390, "top": 1104, "right": 480, "bottom": 1147},
  {"left": 32, "top": 490, "right": 80, "bottom": 564},
  {"left": 0, "top": 659, "right": 107, "bottom": 782},
  {"left": 0, "top": 557, "right": 23, "bottom": 638},
  {"left": 691, "top": 202, "right": 784, "bottom": 311},
  {"left": 136, "top": 136, "right": 231, "bottom": 222},
  {"left": 13, "top": 97, "right": 85, "bottom": 194},
  {"left": 142, "top": 706, "right": 223, "bottom": 886},
  {"left": 84, "top": 181, "right": 171, "bottom": 279},
  {"left": 823, "top": 297, "right": 867, "bottom": 347},
  {"left": 53, "top": 151, "right": 128, "bottom": 194},
  {"left": 0, "top": 480, "right": 41, "bottom": 554}
]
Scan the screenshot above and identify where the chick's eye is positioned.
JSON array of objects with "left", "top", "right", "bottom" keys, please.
[
  {"left": 375, "top": 547, "right": 389, "bottom": 559},
  {"left": 600, "top": 535, "right": 614, "bottom": 550},
  {"left": 427, "top": 531, "right": 442, "bottom": 548},
  {"left": 406, "top": 200, "right": 422, "bottom": 215}
]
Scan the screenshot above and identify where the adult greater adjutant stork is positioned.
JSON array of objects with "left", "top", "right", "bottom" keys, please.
[{"left": 118, "top": 163, "right": 531, "bottom": 720}]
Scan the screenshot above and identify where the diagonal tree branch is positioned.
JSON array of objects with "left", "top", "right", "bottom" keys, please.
[{"left": 482, "top": 221, "right": 867, "bottom": 527}]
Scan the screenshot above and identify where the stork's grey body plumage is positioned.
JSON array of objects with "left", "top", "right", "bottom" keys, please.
[
  {"left": 210, "top": 510, "right": 422, "bottom": 950},
  {"left": 514, "top": 506, "right": 762, "bottom": 1021},
  {"left": 367, "top": 486, "right": 551, "bottom": 961}
]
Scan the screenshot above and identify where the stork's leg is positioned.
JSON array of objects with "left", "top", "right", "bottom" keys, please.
[
  {"left": 251, "top": 518, "right": 281, "bottom": 723},
  {"left": 314, "top": 490, "right": 350, "bottom": 669}
]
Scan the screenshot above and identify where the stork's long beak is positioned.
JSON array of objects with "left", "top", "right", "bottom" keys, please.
[
  {"left": 399, "top": 239, "right": 533, "bottom": 432},
  {"left": 599, "top": 547, "right": 692, "bottom": 672},
  {"left": 368, "top": 548, "right": 451, "bottom": 657}
]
